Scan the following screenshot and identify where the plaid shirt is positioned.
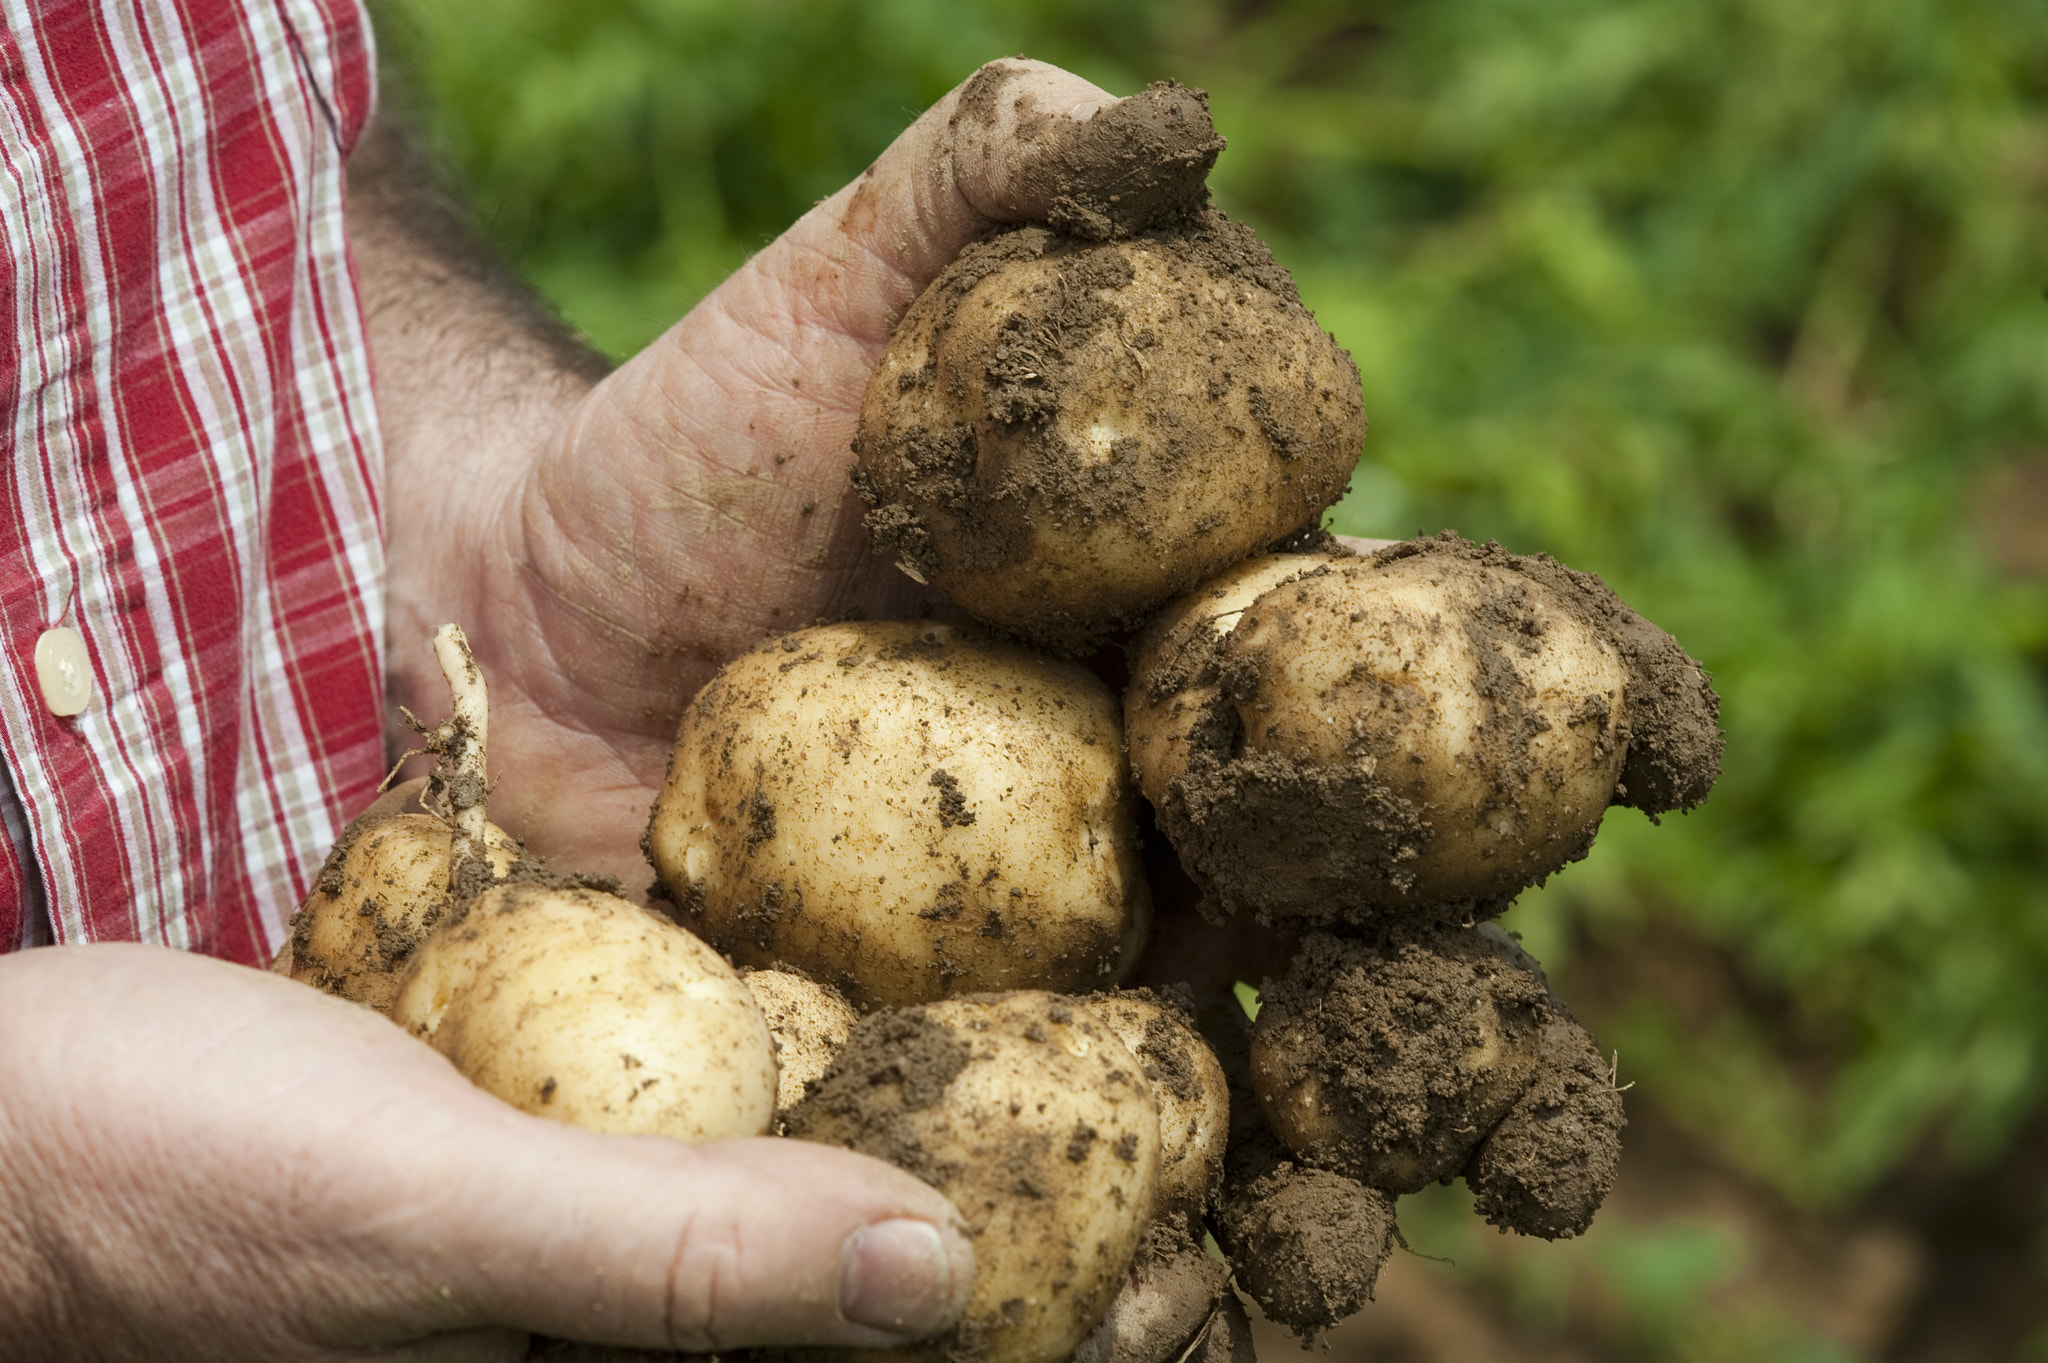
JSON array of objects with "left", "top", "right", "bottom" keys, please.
[{"left": 0, "top": 0, "right": 386, "bottom": 964}]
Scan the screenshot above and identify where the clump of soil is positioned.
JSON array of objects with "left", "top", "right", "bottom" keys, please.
[
  {"left": 853, "top": 203, "right": 1365, "bottom": 654},
  {"left": 950, "top": 68, "right": 1228, "bottom": 240}
]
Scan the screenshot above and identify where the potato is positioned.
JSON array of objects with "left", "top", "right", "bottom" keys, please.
[
  {"left": 1248, "top": 926, "right": 1552, "bottom": 1193},
  {"left": 286, "top": 780, "right": 520, "bottom": 1012},
  {"left": 1212, "top": 1126, "right": 1396, "bottom": 1341},
  {"left": 647, "top": 621, "right": 1151, "bottom": 1010},
  {"left": 1127, "top": 533, "right": 1722, "bottom": 925},
  {"left": 1068, "top": 1230, "right": 1231, "bottom": 1363},
  {"left": 1087, "top": 990, "right": 1228, "bottom": 1232},
  {"left": 741, "top": 966, "right": 858, "bottom": 1121},
  {"left": 853, "top": 208, "right": 1364, "bottom": 653},
  {"left": 1462, "top": 1018, "right": 1626, "bottom": 1240},
  {"left": 389, "top": 882, "right": 777, "bottom": 1143},
  {"left": 785, "top": 992, "right": 1160, "bottom": 1363}
]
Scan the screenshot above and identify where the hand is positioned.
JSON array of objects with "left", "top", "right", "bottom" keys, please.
[
  {"left": 0, "top": 944, "right": 971, "bottom": 1362},
  {"left": 362, "top": 59, "right": 1148, "bottom": 887}
]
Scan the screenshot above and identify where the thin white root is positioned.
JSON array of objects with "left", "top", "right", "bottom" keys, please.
[{"left": 398, "top": 623, "right": 494, "bottom": 892}]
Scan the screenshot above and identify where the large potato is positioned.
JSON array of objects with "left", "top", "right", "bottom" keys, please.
[
  {"left": 853, "top": 209, "right": 1364, "bottom": 653},
  {"left": 785, "top": 992, "right": 1160, "bottom": 1363},
  {"left": 389, "top": 883, "right": 777, "bottom": 1143},
  {"left": 1127, "top": 534, "right": 1719, "bottom": 925},
  {"left": 647, "top": 622, "right": 1151, "bottom": 1010}
]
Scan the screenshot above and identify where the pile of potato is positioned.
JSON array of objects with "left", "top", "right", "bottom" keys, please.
[{"left": 281, "top": 80, "right": 1721, "bottom": 1363}]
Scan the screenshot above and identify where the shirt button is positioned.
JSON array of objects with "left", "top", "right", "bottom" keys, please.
[{"left": 35, "top": 627, "right": 93, "bottom": 717}]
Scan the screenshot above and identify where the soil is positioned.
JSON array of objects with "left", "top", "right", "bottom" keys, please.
[
  {"left": 1141, "top": 533, "right": 1722, "bottom": 927},
  {"left": 853, "top": 203, "right": 1363, "bottom": 653},
  {"left": 951, "top": 68, "right": 1227, "bottom": 241}
]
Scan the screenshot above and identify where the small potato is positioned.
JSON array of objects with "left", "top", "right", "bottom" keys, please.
[
  {"left": 1213, "top": 1141, "right": 1396, "bottom": 1340},
  {"left": 1128, "top": 534, "right": 1720, "bottom": 925},
  {"left": 390, "top": 883, "right": 777, "bottom": 1143},
  {"left": 1087, "top": 990, "right": 1229, "bottom": 1231},
  {"left": 648, "top": 621, "right": 1151, "bottom": 1010},
  {"left": 853, "top": 209, "right": 1364, "bottom": 653},
  {"left": 786, "top": 992, "right": 1160, "bottom": 1363},
  {"left": 1249, "top": 927, "right": 1551, "bottom": 1193},
  {"left": 1463, "top": 1018, "right": 1626, "bottom": 1240},
  {"left": 1069, "top": 1231, "right": 1232, "bottom": 1363},
  {"left": 741, "top": 967, "right": 858, "bottom": 1119},
  {"left": 287, "top": 781, "right": 520, "bottom": 1013}
]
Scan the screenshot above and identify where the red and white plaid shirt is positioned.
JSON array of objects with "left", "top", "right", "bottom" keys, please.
[{"left": 0, "top": 0, "right": 386, "bottom": 964}]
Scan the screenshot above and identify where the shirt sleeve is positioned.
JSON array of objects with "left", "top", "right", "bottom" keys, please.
[{"left": 0, "top": 0, "right": 388, "bottom": 964}]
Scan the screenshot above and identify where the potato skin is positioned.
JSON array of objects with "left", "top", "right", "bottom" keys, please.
[
  {"left": 389, "top": 883, "right": 777, "bottom": 1143},
  {"left": 853, "top": 210, "right": 1364, "bottom": 653},
  {"left": 1087, "top": 991, "right": 1228, "bottom": 1232},
  {"left": 785, "top": 992, "right": 1161, "bottom": 1363},
  {"left": 1128, "top": 539, "right": 1637, "bottom": 925},
  {"left": 647, "top": 622, "right": 1151, "bottom": 1010},
  {"left": 287, "top": 793, "right": 520, "bottom": 1013}
]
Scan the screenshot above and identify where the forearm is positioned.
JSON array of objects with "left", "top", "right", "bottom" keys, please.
[{"left": 344, "top": 112, "right": 602, "bottom": 737}]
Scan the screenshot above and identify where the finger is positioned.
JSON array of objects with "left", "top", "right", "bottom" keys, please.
[
  {"left": 811, "top": 57, "right": 1222, "bottom": 310},
  {"left": 396, "top": 1126, "right": 974, "bottom": 1353},
  {"left": 729, "top": 58, "right": 1222, "bottom": 353}
]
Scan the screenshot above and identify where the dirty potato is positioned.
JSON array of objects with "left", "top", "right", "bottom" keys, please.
[
  {"left": 853, "top": 209, "right": 1364, "bottom": 654},
  {"left": 785, "top": 992, "right": 1160, "bottom": 1363}
]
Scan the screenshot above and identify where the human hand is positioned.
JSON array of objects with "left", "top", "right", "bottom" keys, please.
[
  {"left": 0, "top": 944, "right": 971, "bottom": 1362},
  {"left": 375, "top": 59, "right": 1217, "bottom": 887}
]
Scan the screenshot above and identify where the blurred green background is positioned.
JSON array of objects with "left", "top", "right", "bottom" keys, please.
[{"left": 371, "top": 0, "right": 2048, "bottom": 1356}]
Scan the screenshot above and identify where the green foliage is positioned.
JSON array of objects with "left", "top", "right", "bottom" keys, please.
[{"left": 377, "top": 0, "right": 2048, "bottom": 1211}]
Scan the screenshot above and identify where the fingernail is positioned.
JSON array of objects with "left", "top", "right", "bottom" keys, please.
[{"left": 840, "top": 1219, "right": 960, "bottom": 1335}]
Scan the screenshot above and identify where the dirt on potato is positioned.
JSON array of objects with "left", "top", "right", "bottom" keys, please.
[
  {"left": 1145, "top": 532, "right": 1722, "bottom": 928},
  {"left": 952, "top": 68, "right": 1227, "bottom": 240}
]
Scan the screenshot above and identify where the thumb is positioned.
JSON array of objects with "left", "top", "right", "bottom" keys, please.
[
  {"left": 406, "top": 1122, "right": 974, "bottom": 1353},
  {"left": 745, "top": 57, "right": 1224, "bottom": 348}
]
